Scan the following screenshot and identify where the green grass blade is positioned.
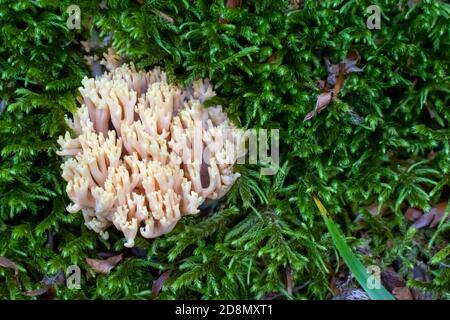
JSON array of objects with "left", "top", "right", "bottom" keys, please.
[{"left": 314, "top": 197, "right": 395, "bottom": 300}]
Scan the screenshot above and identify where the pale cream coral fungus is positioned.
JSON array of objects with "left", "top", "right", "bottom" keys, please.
[{"left": 58, "top": 63, "right": 240, "bottom": 247}]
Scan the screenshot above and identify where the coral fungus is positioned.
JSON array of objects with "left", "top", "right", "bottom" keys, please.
[{"left": 57, "top": 64, "right": 240, "bottom": 247}]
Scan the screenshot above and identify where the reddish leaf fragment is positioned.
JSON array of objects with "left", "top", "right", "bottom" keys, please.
[
  {"left": 332, "top": 289, "right": 369, "bottom": 300},
  {"left": 325, "top": 51, "right": 362, "bottom": 87},
  {"left": 0, "top": 256, "right": 20, "bottom": 285},
  {"left": 303, "top": 111, "right": 315, "bottom": 121},
  {"left": 381, "top": 268, "right": 406, "bottom": 291},
  {"left": 414, "top": 201, "right": 448, "bottom": 229},
  {"left": 42, "top": 271, "right": 65, "bottom": 287},
  {"left": 332, "top": 64, "right": 346, "bottom": 98},
  {"left": 152, "top": 271, "right": 171, "bottom": 297},
  {"left": 429, "top": 201, "right": 447, "bottom": 227},
  {"left": 325, "top": 58, "right": 340, "bottom": 80},
  {"left": 304, "top": 91, "right": 333, "bottom": 121},
  {"left": 267, "top": 53, "right": 277, "bottom": 64},
  {"left": 393, "top": 287, "right": 414, "bottom": 300},
  {"left": 86, "top": 253, "right": 124, "bottom": 274},
  {"left": 22, "top": 286, "right": 51, "bottom": 297},
  {"left": 342, "top": 51, "right": 363, "bottom": 74},
  {"left": 405, "top": 208, "right": 423, "bottom": 222}
]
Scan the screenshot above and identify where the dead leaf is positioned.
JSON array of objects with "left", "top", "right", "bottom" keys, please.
[
  {"left": 152, "top": 9, "right": 175, "bottom": 24},
  {"left": 414, "top": 201, "right": 448, "bottom": 229},
  {"left": 411, "top": 264, "right": 434, "bottom": 300},
  {"left": 405, "top": 208, "right": 423, "bottom": 222},
  {"left": 0, "top": 256, "right": 19, "bottom": 277},
  {"left": 86, "top": 253, "right": 124, "bottom": 274},
  {"left": 316, "top": 80, "right": 327, "bottom": 90},
  {"left": 303, "top": 91, "right": 333, "bottom": 121},
  {"left": 226, "top": 0, "right": 241, "bottom": 8},
  {"left": 325, "top": 51, "right": 362, "bottom": 87},
  {"left": 366, "top": 202, "right": 388, "bottom": 216},
  {"left": 332, "top": 289, "right": 370, "bottom": 300},
  {"left": 393, "top": 287, "right": 414, "bottom": 300},
  {"left": 305, "top": 51, "right": 363, "bottom": 121},
  {"left": 332, "top": 63, "right": 345, "bottom": 98},
  {"left": 152, "top": 271, "right": 171, "bottom": 297},
  {"left": 285, "top": 266, "right": 294, "bottom": 295},
  {"left": 130, "top": 246, "right": 147, "bottom": 259},
  {"left": 22, "top": 286, "right": 51, "bottom": 297},
  {"left": 290, "top": 0, "right": 305, "bottom": 10},
  {"left": 22, "top": 270, "right": 66, "bottom": 298},
  {"left": 429, "top": 201, "right": 447, "bottom": 227},
  {"left": 381, "top": 267, "right": 406, "bottom": 291},
  {"left": 414, "top": 213, "right": 434, "bottom": 229},
  {"left": 342, "top": 51, "right": 363, "bottom": 75},
  {"left": 0, "top": 256, "right": 20, "bottom": 285},
  {"left": 261, "top": 281, "right": 311, "bottom": 300},
  {"left": 348, "top": 109, "right": 364, "bottom": 124}
]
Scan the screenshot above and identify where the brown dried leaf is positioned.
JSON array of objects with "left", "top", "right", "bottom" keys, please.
[
  {"left": 342, "top": 51, "right": 363, "bottom": 75},
  {"left": 325, "top": 51, "right": 362, "bottom": 87},
  {"left": 405, "top": 208, "right": 423, "bottom": 222},
  {"left": 366, "top": 202, "right": 388, "bottom": 216},
  {"left": 316, "top": 80, "right": 327, "bottom": 90},
  {"left": 226, "top": 0, "right": 241, "bottom": 8},
  {"left": 381, "top": 267, "right": 406, "bottom": 291},
  {"left": 305, "top": 50, "right": 362, "bottom": 121},
  {"left": 41, "top": 271, "right": 65, "bottom": 287},
  {"left": 152, "top": 271, "right": 171, "bottom": 297},
  {"left": 0, "top": 256, "right": 19, "bottom": 277},
  {"left": 393, "top": 287, "right": 414, "bottom": 300},
  {"left": 414, "top": 201, "right": 448, "bottom": 229},
  {"left": 21, "top": 271, "right": 65, "bottom": 298},
  {"left": 22, "top": 286, "right": 51, "bottom": 297},
  {"left": 285, "top": 266, "right": 294, "bottom": 295},
  {"left": 0, "top": 256, "right": 20, "bottom": 285},
  {"left": 414, "top": 213, "right": 434, "bottom": 229},
  {"left": 152, "top": 9, "right": 175, "bottom": 24},
  {"left": 304, "top": 91, "right": 333, "bottom": 121},
  {"left": 290, "top": 0, "right": 304, "bottom": 10},
  {"left": 86, "top": 253, "right": 124, "bottom": 274}
]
